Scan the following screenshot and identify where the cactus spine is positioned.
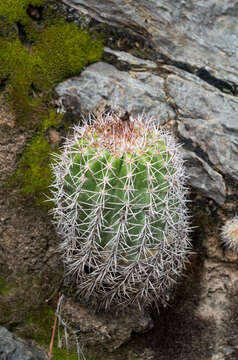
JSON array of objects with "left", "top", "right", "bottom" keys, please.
[
  {"left": 221, "top": 216, "right": 238, "bottom": 251},
  {"left": 50, "top": 112, "right": 191, "bottom": 310}
]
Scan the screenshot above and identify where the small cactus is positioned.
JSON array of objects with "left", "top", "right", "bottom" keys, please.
[
  {"left": 221, "top": 216, "right": 238, "bottom": 251},
  {"left": 50, "top": 111, "right": 191, "bottom": 310}
]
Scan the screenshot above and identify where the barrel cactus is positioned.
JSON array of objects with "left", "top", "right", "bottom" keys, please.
[{"left": 50, "top": 111, "right": 191, "bottom": 310}]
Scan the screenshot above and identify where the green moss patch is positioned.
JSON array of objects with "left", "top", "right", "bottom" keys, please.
[
  {"left": 27, "top": 304, "right": 55, "bottom": 344},
  {"left": 0, "top": 38, "right": 40, "bottom": 122},
  {"left": 12, "top": 109, "right": 62, "bottom": 205},
  {"left": 0, "top": 0, "right": 45, "bottom": 24},
  {"left": 34, "top": 20, "right": 103, "bottom": 89},
  {"left": 0, "top": 19, "right": 103, "bottom": 122},
  {"left": 51, "top": 348, "right": 79, "bottom": 360},
  {"left": 26, "top": 304, "right": 79, "bottom": 360},
  {"left": 0, "top": 278, "right": 14, "bottom": 295}
]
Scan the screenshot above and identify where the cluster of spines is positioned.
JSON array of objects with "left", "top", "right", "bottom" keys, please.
[
  {"left": 221, "top": 216, "right": 238, "bottom": 251},
  {"left": 50, "top": 112, "right": 191, "bottom": 310}
]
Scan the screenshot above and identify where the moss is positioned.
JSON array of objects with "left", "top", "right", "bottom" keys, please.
[
  {"left": 0, "top": 38, "right": 40, "bottom": 122},
  {"left": 0, "top": 17, "right": 103, "bottom": 122},
  {"left": 51, "top": 348, "right": 79, "bottom": 360},
  {"left": 24, "top": 20, "right": 40, "bottom": 42},
  {"left": 34, "top": 20, "right": 103, "bottom": 90},
  {"left": 27, "top": 304, "right": 55, "bottom": 344},
  {"left": 0, "top": 0, "right": 45, "bottom": 24},
  {"left": 26, "top": 303, "right": 80, "bottom": 360},
  {"left": 42, "top": 108, "right": 62, "bottom": 128},
  {"left": 13, "top": 109, "right": 62, "bottom": 205},
  {"left": 19, "top": 136, "right": 53, "bottom": 199},
  {"left": 0, "top": 278, "right": 13, "bottom": 295},
  {"left": 0, "top": 15, "right": 18, "bottom": 39}
]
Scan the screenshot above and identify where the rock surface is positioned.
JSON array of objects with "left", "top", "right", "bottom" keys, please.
[
  {"left": 60, "top": 296, "right": 153, "bottom": 352},
  {"left": 54, "top": 53, "right": 238, "bottom": 205},
  {"left": 149, "top": 256, "right": 238, "bottom": 360},
  {"left": 62, "top": 0, "right": 238, "bottom": 87},
  {"left": 0, "top": 326, "right": 47, "bottom": 360}
]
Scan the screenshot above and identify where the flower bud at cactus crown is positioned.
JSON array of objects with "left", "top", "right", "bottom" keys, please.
[{"left": 50, "top": 111, "right": 191, "bottom": 310}]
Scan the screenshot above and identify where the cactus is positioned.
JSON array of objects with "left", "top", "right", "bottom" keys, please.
[
  {"left": 221, "top": 216, "right": 238, "bottom": 251},
  {"left": 50, "top": 111, "right": 191, "bottom": 310}
]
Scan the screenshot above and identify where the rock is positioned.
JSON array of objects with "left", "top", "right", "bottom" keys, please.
[
  {"left": 104, "top": 47, "right": 157, "bottom": 69},
  {"left": 43, "top": 1, "right": 87, "bottom": 27},
  {"left": 54, "top": 61, "right": 174, "bottom": 125},
  {"left": 181, "top": 150, "right": 226, "bottom": 205},
  {"left": 193, "top": 260, "right": 238, "bottom": 359},
  {"left": 27, "top": 5, "right": 42, "bottom": 21},
  {"left": 60, "top": 296, "right": 154, "bottom": 352},
  {"left": 202, "top": 235, "right": 224, "bottom": 261},
  {"left": 224, "top": 345, "right": 235, "bottom": 356},
  {"left": 0, "top": 326, "right": 47, "bottom": 360},
  {"left": 44, "top": 127, "right": 61, "bottom": 149},
  {"left": 143, "top": 257, "right": 238, "bottom": 360},
  {"left": 0, "top": 94, "right": 24, "bottom": 184},
  {"left": 55, "top": 56, "right": 238, "bottom": 204},
  {"left": 62, "top": 0, "right": 238, "bottom": 86},
  {"left": 166, "top": 71, "right": 238, "bottom": 183}
]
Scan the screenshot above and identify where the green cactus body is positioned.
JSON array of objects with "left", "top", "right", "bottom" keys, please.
[{"left": 51, "top": 112, "right": 191, "bottom": 310}]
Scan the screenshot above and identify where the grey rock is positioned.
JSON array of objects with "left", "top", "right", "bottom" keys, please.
[
  {"left": 62, "top": 0, "right": 238, "bottom": 85},
  {"left": 166, "top": 73, "right": 238, "bottom": 182},
  {"left": 224, "top": 345, "right": 235, "bottom": 355},
  {"left": 55, "top": 58, "right": 238, "bottom": 204},
  {"left": 55, "top": 61, "right": 174, "bottom": 125},
  {"left": 104, "top": 47, "right": 157, "bottom": 69},
  {"left": 59, "top": 296, "right": 154, "bottom": 352},
  {"left": 181, "top": 149, "right": 226, "bottom": 205},
  {"left": 43, "top": 1, "right": 88, "bottom": 27},
  {"left": 0, "top": 326, "right": 46, "bottom": 360}
]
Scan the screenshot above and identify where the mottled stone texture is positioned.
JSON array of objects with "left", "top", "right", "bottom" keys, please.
[
  {"left": 60, "top": 297, "right": 153, "bottom": 351},
  {"left": 62, "top": 0, "right": 238, "bottom": 85},
  {"left": 54, "top": 56, "right": 238, "bottom": 205},
  {"left": 0, "top": 326, "right": 47, "bottom": 360}
]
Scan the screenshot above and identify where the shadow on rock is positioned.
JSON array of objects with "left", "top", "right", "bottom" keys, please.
[
  {"left": 223, "top": 284, "right": 238, "bottom": 360},
  {"left": 146, "top": 254, "right": 216, "bottom": 360}
]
